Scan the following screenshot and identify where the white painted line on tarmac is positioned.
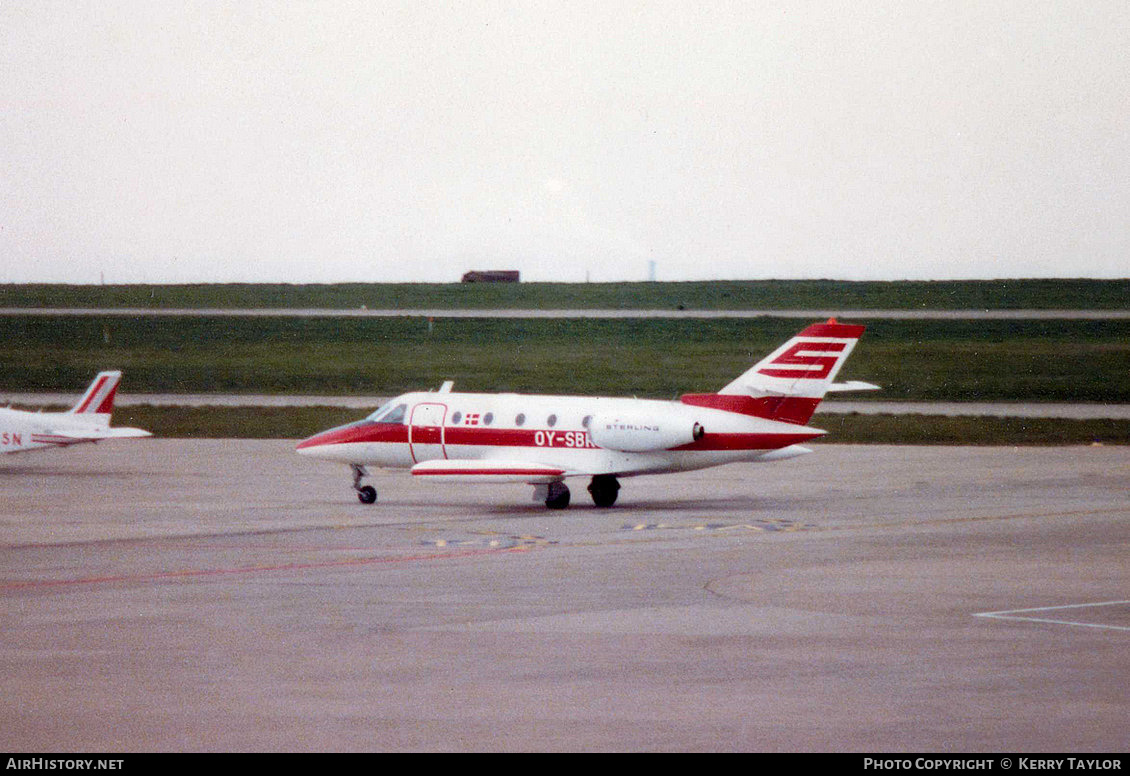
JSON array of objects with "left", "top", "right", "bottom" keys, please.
[{"left": 974, "top": 600, "right": 1130, "bottom": 632}]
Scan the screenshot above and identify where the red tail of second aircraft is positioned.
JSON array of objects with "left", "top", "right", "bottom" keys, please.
[{"left": 66, "top": 371, "right": 122, "bottom": 425}]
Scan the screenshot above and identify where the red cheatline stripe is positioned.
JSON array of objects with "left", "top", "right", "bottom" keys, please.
[
  {"left": 300, "top": 422, "right": 818, "bottom": 451},
  {"left": 297, "top": 422, "right": 407, "bottom": 448},
  {"left": 672, "top": 432, "right": 820, "bottom": 451},
  {"left": 31, "top": 435, "right": 86, "bottom": 446},
  {"left": 413, "top": 468, "right": 565, "bottom": 477},
  {"left": 679, "top": 393, "right": 821, "bottom": 422},
  {"left": 1, "top": 546, "right": 532, "bottom": 590}
]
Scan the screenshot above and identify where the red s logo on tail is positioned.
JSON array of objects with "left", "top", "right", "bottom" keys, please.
[{"left": 757, "top": 341, "right": 847, "bottom": 379}]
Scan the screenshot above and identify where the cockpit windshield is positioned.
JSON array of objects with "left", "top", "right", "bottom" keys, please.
[{"left": 366, "top": 402, "right": 407, "bottom": 424}]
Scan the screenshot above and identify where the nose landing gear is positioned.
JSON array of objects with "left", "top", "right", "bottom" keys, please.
[{"left": 352, "top": 464, "right": 377, "bottom": 505}]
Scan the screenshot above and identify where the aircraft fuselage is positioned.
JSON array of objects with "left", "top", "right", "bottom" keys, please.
[
  {"left": 297, "top": 391, "right": 824, "bottom": 476},
  {"left": 296, "top": 319, "right": 871, "bottom": 508}
]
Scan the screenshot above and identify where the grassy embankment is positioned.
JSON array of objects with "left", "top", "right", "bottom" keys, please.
[
  {"left": 3, "top": 316, "right": 1128, "bottom": 444},
  {"left": 2, "top": 278, "right": 1129, "bottom": 310},
  {"left": 2, "top": 280, "right": 1127, "bottom": 443}
]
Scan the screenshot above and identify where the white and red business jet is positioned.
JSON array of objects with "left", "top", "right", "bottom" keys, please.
[
  {"left": 1, "top": 371, "right": 151, "bottom": 454},
  {"left": 297, "top": 319, "right": 876, "bottom": 509}
]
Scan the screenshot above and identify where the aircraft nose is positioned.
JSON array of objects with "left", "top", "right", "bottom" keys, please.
[
  {"left": 296, "top": 422, "right": 368, "bottom": 460},
  {"left": 296, "top": 430, "right": 334, "bottom": 456}
]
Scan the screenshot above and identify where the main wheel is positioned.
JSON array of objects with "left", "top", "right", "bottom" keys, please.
[
  {"left": 357, "top": 485, "right": 377, "bottom": 504},
  {"left": 545, "top": 481, "right": 570, "bottom": 510},
  {"left": 587, "top": 475, "right": 620, "bottom": 508}
]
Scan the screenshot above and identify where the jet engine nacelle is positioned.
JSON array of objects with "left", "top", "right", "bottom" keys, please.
[{"left": 589, "top": 413, "right": 705, "bottom": 452}]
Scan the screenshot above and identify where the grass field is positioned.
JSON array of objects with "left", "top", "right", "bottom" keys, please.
[
  {"left": 4, "top": 279, "right": 1126, "bottom": 443},
  {"left": 2, "top": 315, "right": 1128, "bottom": 403},
  {"left": 2, "top": 278, "right": 1128, "bottom": 310}
]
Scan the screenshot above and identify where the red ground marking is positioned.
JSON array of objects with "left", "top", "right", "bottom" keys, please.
[{"left": 1, "top": 545, "right": 532, "bottom": 591}]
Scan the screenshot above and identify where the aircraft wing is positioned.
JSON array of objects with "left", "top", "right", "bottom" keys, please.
[
  {"left": 411, "top": 459, "right": 574, "bottom": 483},
  {"left": 36, "top": 427, "right": 152, "bottom": 445},
  {"left": 90, "top": 427, "right": 152, "bottom": 439}
]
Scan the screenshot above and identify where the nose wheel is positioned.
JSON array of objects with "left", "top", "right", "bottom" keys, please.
[{"left": 351, "top": 464, "right": 377, "bottom": 505}]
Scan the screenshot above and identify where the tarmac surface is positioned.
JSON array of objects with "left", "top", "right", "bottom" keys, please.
[{"left": 1, "top": 440, "right": 1127, "bottom": 752}]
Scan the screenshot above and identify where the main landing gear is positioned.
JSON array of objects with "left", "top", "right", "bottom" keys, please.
[
  {"left": 352, "top": 464, "right": 377, "bottom": 505},
  {"left": 587, "top": 474, "right": 620, "bottom": 508},
  {"left": 536, "top": 475, "right": 621, "bottom": 509},
  {"left": 544, "top": 481, "right": 570, "bottom": 510}
]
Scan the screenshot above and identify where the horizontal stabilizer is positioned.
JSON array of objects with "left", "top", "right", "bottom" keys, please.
[
  {"left": 52, "top": 427, "right": 152, "bottom": 443},
  {"left": 411, "top": 459, "right": 569, "bottom": 483},
  {"left": 91, "top": 427, "right": 152, "bottom": 439},
  {"left": 826, "top": 381, "right": 881, "bottom": 392},
  {"left": 26, "top": 426, "right": 150, "bottom": 449}
]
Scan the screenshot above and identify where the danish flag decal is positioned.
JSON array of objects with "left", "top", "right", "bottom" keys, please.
[{"left": 757, "top": 341, "right": 847, "bottom": 380}]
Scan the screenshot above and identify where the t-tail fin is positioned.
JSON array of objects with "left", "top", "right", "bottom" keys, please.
[
  {"left": 67, "top": 371, "right": 122, "bottom": 426},
  {"left": 680, "top": 320, "right": 876, "bottom": 425}
]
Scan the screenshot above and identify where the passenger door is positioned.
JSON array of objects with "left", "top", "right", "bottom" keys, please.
[{"left": 409, "top": 402, "right": 447, "bottom": 463}]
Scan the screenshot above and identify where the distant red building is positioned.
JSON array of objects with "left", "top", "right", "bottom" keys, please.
[{"left": 461, "top": 270, "right": 520, "bottom": 283}]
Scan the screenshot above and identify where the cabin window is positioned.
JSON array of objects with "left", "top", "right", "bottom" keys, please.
[
  {"left": 547, "top": 414, "right": 557, "bottom": 427},
  {"left": 582, "top": 415, "right": 592, "bottom": 428},
  {"left": 483, "top": 412, "right": 494, "bottom": 426},
  {"left": 451, "top": 411, "right": 462, "bottom": 425},
  {"left": 515, "top": 413, "right": 526, "bottom": 426}
]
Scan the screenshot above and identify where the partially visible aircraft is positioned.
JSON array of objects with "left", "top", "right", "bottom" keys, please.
[
  {"left": 1, "top": 371, "right": 151, "bottom": 454},
  {"left": 297, "top": 320, "right": 877, "bottom": 509}
]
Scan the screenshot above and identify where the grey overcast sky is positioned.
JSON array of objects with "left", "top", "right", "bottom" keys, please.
[{"left": 2, "top": 1, "right": 1128, "bottom": 284}]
